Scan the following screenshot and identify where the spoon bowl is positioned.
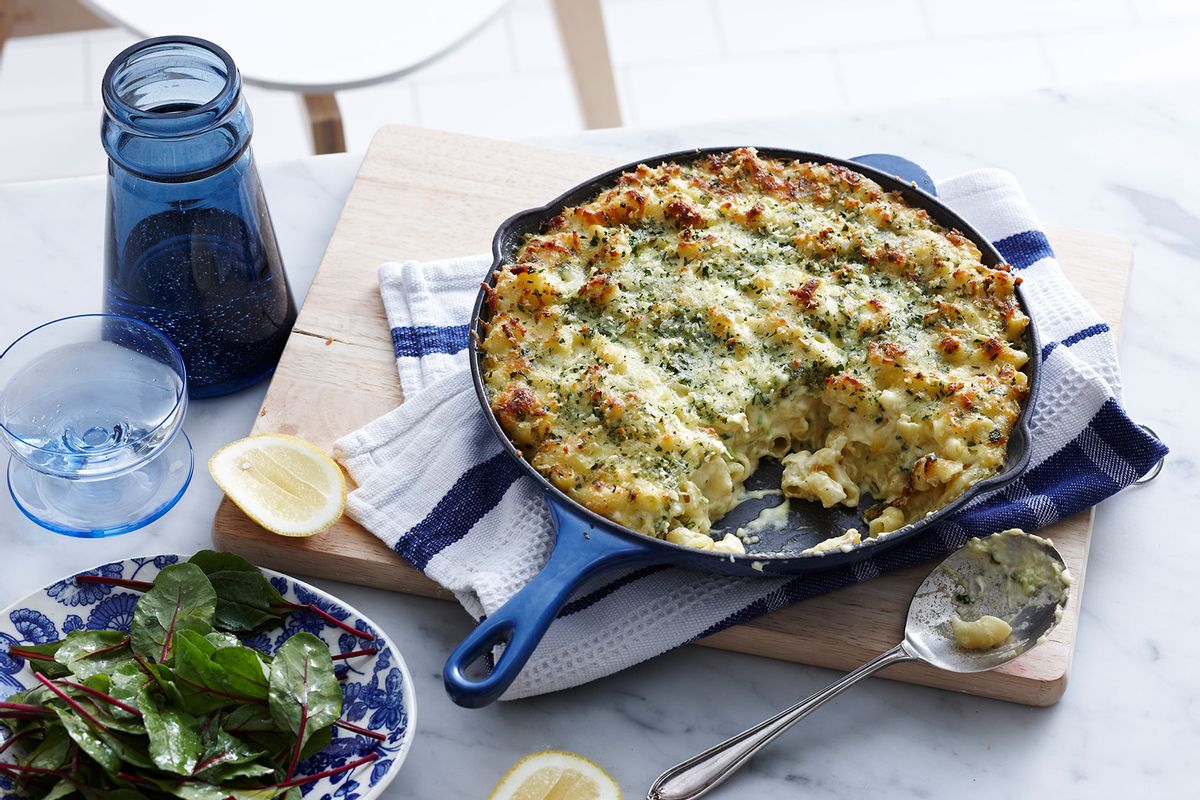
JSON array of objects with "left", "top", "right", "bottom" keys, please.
[
  {"left": 648, "top": 529, "right": 1073, "bottom": 800},
  {"left": 904, "top": 530, "right": 1071, "bottom": 673}
]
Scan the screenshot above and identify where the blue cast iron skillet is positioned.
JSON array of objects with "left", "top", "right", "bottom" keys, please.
[{"left": 444, "top": 149, "right": 1041, "bottom": 707}]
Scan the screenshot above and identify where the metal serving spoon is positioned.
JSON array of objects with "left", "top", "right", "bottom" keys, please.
[{"left": 648, "top": 530, "right": 1073, "bottom": 800}]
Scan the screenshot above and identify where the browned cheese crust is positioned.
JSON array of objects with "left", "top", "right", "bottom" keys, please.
[{"left": 480, "top": 148, "right": 1029, "bottom": 553}]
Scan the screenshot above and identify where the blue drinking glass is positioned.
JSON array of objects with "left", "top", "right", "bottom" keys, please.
[
  {"left": 0, "top": 315, "right": 193, "bottom": 537},
  {"left": 101, "top": 36, "right": 297, "bottom": 399}
]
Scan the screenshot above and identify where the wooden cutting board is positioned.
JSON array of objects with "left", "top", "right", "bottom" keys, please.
[{"left": 213, "top": 125, "right": 1135, "bottom": 706}]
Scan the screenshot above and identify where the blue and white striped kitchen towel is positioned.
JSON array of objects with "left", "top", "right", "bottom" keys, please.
[{"left": 334, "top": 169, "right": 1167, "bottom": 700}]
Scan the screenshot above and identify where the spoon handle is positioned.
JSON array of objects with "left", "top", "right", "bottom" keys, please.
[{"left": 647, "top": 642, "right": 917, "bottom": 800}]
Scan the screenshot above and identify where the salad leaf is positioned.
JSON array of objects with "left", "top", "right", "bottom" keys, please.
[
  {"left": 189, "top": 551, "right": 286, "bottom": 633},
  {"left": 139, "top": 686, "right": 201, "bottom": 776},
  {"left": 25, "top": 725, "right": 71, "bottom": 769},
  {"left": 162, "top": 782, "right": 282, "bottom": 800},
  {"left": 206, "top": 572, "right": 286, "bottom": 632},
  {"left": 130, "top": 564, "right": 216, "bottom": 662},
  {"left": 108, "top": 661, "right": 151, "bottom": 711},
  {"left": 78, "top": 696, "right": 145, "bottom": 736},
  {"left": 188, "top": 550, "right": 262, "bottom": 575},
  {"left": 139, "top": 659, "right": 189, "bottom": 711},
  {"left": 267, "top": 633, "right": 341, "bottom": 777},
  {"left": 203, "top": 631, "right": 243, "bottom": 650},
  {"left": 41, "top": 780, "right": 77, "bottom": 800},
  {"left": 55, "top": 631, "right": 132, "bottom": 680},
  {"left": 52, "top": 706, "right": 121, "bottom": 775},
  {"left": 299, "top": 725, "right": 333, "bottom": 760},
  {"left": 192, "top": 727, "right": 271, "bottom": 782},
  {"left": 222, "top": 704, "right": 277, "bottom": 734},
  {"left": 173, "top": 630, "right": 270, "bottom": 714}
]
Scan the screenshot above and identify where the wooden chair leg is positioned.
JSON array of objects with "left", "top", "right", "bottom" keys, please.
[
  {"left": 303, "top": 92, "right": 347, "bottom": 154},
  {"left": 550, "top": 0, "right": 622, "bottom": 129},
  {"left": 0, "top": 0, "right": 110, "bottom": 55}
]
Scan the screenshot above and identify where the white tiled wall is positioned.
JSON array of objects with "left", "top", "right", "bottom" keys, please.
[{"left": 1, "top": 0, "right": 1198, "bottom": 183}]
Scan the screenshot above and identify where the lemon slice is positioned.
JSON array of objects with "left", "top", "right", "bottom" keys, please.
[
  {"left": 209, "top": 433, "right": 345, "bottom": 537},
  {"left": 489, "top": 751, "right": 620, "bottom": 800}
]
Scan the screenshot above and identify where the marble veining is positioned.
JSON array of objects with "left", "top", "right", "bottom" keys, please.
[{"left": 0, "top": 84, "right": 1196, "bottom": 798}]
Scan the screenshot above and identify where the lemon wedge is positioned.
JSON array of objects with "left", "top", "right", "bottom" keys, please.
[
  {"left": 489, "top": 751, "right": 620, "bottom": 800},
  {"left": 209, "top": 433, "right": 345, "bottom": 537}
]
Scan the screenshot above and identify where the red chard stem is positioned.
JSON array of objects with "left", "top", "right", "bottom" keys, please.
[
  {"left": 5, "top": 647, "right": 57, "bottom": 662},
  {"left": 284, "top": 704, "right": 309, "bottom": 782},
  {"left": 0, "top": 729, "right": 33, "bottom": 756},
  {"left": 55, "top": 678, "right": 142, "bottom": 717},
  {"left": 115, "top": 771, "right": 155, "bottom": 786},
  {"left": 74, "top": 575, "right": 153, "bottom": 591},
  {"left": 34, "top": 673, "right": 109, "bottom": 733},
  {"left": 330, "top": 648, "right": 378, "bottom": 661},
  {"left": 334, "top": 719, "right": 387, "bottom": 741},
  {"left": 0, "top": 762, "right": 70, "bottom": 779},
  {"left": 271, "top": 603, "right": 375, "bottom": 642},
  {"left": 0, "top": 702, "right": 54, "bottom": 716},
  {"left": 274, "top": 752, "right": 379, "bottom": 789}
]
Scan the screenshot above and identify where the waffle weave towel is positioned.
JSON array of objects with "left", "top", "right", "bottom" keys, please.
[{"left": 334, "top": 169, "right": 1167, "bottom": 700}]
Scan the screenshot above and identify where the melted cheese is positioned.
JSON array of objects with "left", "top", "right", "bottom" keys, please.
[
  {"left": 481, "top": 149, "right": 1030, "bottom": 552},
  {"left": 950, "top": 614, "right": 1012, "bottom": 650}
]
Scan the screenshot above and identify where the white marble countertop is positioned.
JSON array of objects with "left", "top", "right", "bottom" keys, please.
[{"left": 1, "top": 85, "right": 1196, "bottom": 798}]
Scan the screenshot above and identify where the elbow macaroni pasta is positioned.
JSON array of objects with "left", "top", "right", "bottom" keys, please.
[{"left": 481, "top": 149, "right": 1030, "bottom": 554}]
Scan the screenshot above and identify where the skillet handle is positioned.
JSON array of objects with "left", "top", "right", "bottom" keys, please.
[{"left": 443, "top": 501, "right": 657, "bottom": 708}]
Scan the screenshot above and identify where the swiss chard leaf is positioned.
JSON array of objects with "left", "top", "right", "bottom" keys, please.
[
  {"left": 189, "top": 551, "right": 286, "bottom": 633},
  {"left": 222, "top": 704, "right": 277, "bottom": 734},
  {"left": 52, "top": 706, "right": 121, "bottom": 775},
  {"left": 140, "top": 660, "right": 189, "bottom": 711},
  {"left": 299, "top": 724, "right": 333, "bottom": 760},
  {"left": 267, "top": 633, "right": 341, "bottom": 776},
  {"left": 244, "top": 723, "right": 334, "bottom": 769},
  {"left": 96, "top": 728, "right": 155, "bottom": 773},
  {"left": 154, "top": 778, "right": 283, "bottom": 800},
  {"left": 46, "top": 782, "right": 78, "bottom": 800},
  {"left": 55, "top": 631, "right": 132, "bottom": 680},
  {"left": 41, "top": 780, "right": 77, "bottom": 800},
  {"left": 139, "top": 686, "right": 201, "bottom": 776},
  {"left": 206, "top": 572, "right": 286, "bottom": 633},
  {"left": 203, "top": 631, "right": 243, "bottom": 650},
  {"left": 193, "top": 727, "right": 272, "bottom": 782},
  {"left": 173, "top": 630, "right": 270, "bottom": 715},
  {"left": 188, "top": 550, "right": 262, "bottom": 576},
  {"left": 25, "top": 724, "right": 72, "bottom": 769},
  {"left": 108, "top": 661, "right": 151, "bottom": 712},
  {"left": 76, "top": 694, "right": 145, "bottom": 737},
  {"left": 130, "top": 563, "right": 216, "bottom": 663}
]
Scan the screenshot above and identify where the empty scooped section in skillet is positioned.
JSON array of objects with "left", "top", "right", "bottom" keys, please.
[{"left": 471, "top": 147, "right": 1039, "bottom": 562}]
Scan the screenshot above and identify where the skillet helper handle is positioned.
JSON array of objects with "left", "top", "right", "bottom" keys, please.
[
  {"left": 850, "top": 153, "right": 937, "bottom": 196},
  {"left": 443, "top": 502, "right": 655, "bottom": 708},
  {"left": 647, "top": 642, "right": 918, "bottom": 800}
]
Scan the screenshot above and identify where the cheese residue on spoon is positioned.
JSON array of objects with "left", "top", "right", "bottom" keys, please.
[
  {"left": 945, "top": 528, "right": 1073, "bottom": 652},
  {"left": 949, "top": 614, "right": 1012, "bottom": 650}
]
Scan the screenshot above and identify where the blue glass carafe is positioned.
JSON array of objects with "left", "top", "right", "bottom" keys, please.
[{"left": 101, "top": 36, "right": 296, "bottom": 398}]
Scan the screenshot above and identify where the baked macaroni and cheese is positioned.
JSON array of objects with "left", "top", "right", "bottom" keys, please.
[{"left": 480, "top": 148, "right": 1030, "bottom": 555}]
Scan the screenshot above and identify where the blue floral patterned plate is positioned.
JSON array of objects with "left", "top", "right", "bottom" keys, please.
[{"left": 0, "top": 554, "right": 417, "bottom": 800}]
